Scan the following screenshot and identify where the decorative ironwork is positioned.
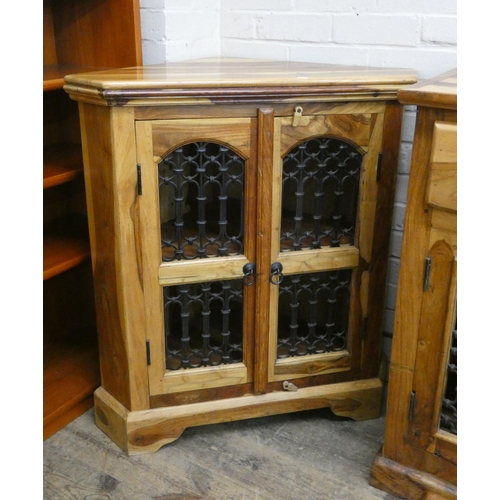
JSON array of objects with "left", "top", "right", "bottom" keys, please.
[
  {"left": 440, "top": 316, "right": 457, "bottom": 435},
  {"left": 158, "top": 142, "right": 245, "bottom": 261},
  {"left": 164, "top": 279, "right": 244, "bottom": 370},
  {"left": 280, "top": 137, "right": 363, "bottom": 252},
  {"left": 277, "top": 270, "right": 352, "bottom": 358}
]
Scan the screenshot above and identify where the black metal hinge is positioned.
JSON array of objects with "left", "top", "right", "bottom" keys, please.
[
  {"left": 376, "top": 152, "right": 383, "bottom": 181},
  {"left": 137, "top": 164, "right": 142, "bottom": 195},
  {"left": 423, "top": 256, "right": 432, "bottom": 291},
  {"left": 146, "top": 340, "right": 151, "bottom": 365}
]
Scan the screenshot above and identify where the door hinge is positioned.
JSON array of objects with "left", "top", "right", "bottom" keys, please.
[
  {"left": 408, "top": 390, "right": 416, "bottom": 421},
  {"left": 137, "top": 164, "right": 143, "bottom": 195},
  {"left": 146, "top": 339, "right": 151, "bottom": 365},
  {"left": 423, "top": 256, "right": 432, "bottom": 291},
  {"left": 376, "top": 152, "right": 383, "bottom": 181}
]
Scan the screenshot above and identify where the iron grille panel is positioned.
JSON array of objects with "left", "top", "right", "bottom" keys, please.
[
  {"left": 164, "top": 279, "right": 244, "bottom": 370},
  {"left": 277, "top": 270, "right": 352, "bottom": 359},
  {"left": 158, "top": 142, "right": 245, "bottom": 261},
  {"left": 280, "top": 137, "right": 363, "bottom": 252},
  {"left": 440, "top": 315, "right": 457, "bottom": 435}
]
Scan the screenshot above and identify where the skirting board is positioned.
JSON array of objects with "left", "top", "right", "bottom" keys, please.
[{"left": 94, "top": 378, "right": 383, "bottom": 455}]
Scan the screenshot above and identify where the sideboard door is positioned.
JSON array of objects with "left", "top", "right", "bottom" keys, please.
[
  {"left": 136, "top": 118, "right": 258, "bottom": 398},
  {"left": 260, "top": 109, "right": 387, "bottom": 390}
]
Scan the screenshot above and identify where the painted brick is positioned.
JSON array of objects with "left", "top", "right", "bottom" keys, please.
[
  {"left": 221, "top": 40, "right": 289, "bottom": 61},
  {"left": 140, "top": 0, "right": 171, "bottom": 9},
  {"left": 392, "top": 203, "right": 406, "bottom": 231},
  {"left": 334, "top": 14, "right": 419, "bottom": 46},
  {"left": 422, "top": 16, "right": 457, "bottom": 45},
  {"left": 385, "top": 283, "right": 398, "bottom": 311},
  {"left": 368, "top": 47, "right": 457, "bottom": 80},
  {"left": 140, "top": 9, "right": 167, "bottom": 41},
  {"left": 389, "top": 230, "right": 403, "bottom": 258},
  {"left": 398, "top": 142, "right": 413, "bottom": 175},
  {"left": 395, "top": 174, "right": 409, "bottom": 204},
  {"left": 165, "top": 11, "right": 219, "bottom": 40},
  {"left": 142, "top": 41, "right": 168, "bottom": 64},
  {"left": 221, "top": 0, "right": 293, "bottom": 11},
  {"left": 400, "top": 109, "right": 417, "bottom": 143},
  {"left": 256, "top": 13, "right": 332, "bottom": 42},
  {"left": 377, "top": 0, "right": 457, "bottom": 15},
  {"left": 221, "top": 11, "right": 255, "bottom": 39},
  {"left": 383, "top": 309, "right": 395, "bottom": 335},
  {"left": 293, "top": 0, "right": 376, "bottom": 12},
  {"left": 289, "top": 44, "right": 369, "bottom": 67},
  {"left": 381, "top": 334, "right": 394, "bottom": 361},
  {"left": 387, "top": 257, "right": 401, "bottom": 288},
  {"left": 165, "top": 38, "right": 221, "bottom": 62}
]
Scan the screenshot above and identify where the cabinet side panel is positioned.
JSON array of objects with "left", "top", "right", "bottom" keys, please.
[{"left": 79, "top": 103, "right": 149, "bottom": 410}]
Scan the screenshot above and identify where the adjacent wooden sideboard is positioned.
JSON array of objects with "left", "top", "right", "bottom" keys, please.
[
  {"left": 64, "top": 58, "right": 417, "bottom": 455},
  {"left": 370, "top": 70, "right": 457, "bottom": 499}
]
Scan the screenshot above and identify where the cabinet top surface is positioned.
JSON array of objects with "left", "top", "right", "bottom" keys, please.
[
  {"left": 397, "top": 68, "right": 457, "bottom": 109},
  {"left": 63, "top": 57, "right": 418, "bottom": 104}
]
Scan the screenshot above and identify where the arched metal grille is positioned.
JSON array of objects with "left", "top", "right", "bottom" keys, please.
[
  {"left": 440, "top": 316, "right": 457, "bottom": 435},
  {"left": 277, "top": 270, "right": 352, "bottom": 359},
  {"left": 164, "top": 280, "right": 244, "bottom": 370},
  {"left": 158, "top": 142, "right": 245, "bottom": 261},
  {"left": 280, "top": 137, "right": 363, "bottom": 252}
]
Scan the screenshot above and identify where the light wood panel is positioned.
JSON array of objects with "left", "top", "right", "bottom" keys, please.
[
  {"left": 94, "top": 378, "right": 383, "bottom": 455},
  {"left": 64, "top": 58, "right": 417, "bottom": 106}
]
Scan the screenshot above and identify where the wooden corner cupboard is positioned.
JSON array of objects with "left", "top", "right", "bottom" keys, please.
[
  {"left": 64, "top": 57, "right": 417, "bottom": 455},
  {"left": 43, "top": 0, "right": 142, "bottom": 439},
  {"left": 370, "top": 70, "right": 457, "bottom": 499}
]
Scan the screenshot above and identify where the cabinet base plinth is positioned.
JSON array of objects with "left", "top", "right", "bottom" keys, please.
[
  {"left": 94, "top": 378, "right": 383, "bottom": 455},
  {"left": 370, "top": 452, "right": 457, "bottom": 500}
]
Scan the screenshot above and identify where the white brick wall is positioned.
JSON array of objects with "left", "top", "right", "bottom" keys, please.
[{"left": 138, "top": 0, "right": 457, "bottom": 357}]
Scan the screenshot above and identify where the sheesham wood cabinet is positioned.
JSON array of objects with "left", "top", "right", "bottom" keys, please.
[
  {"left": 370, "top": 70, "right": 457, "bottom": 499},
  {"left": 43, "top": 0, "right": 142, "bottom": 439},
  {"left": 64, "top": 58, "right": 417, "bottom": 455}
]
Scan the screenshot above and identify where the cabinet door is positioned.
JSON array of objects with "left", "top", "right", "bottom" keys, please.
[
  {"left": 407, "top": 120, "right": 457, "bottom": 465},
  {"left": 136, "top": 118, "right": 257, "bottom": 398},
  {"left": 261, "top": 109, "right": 386, "bottom": 388}
]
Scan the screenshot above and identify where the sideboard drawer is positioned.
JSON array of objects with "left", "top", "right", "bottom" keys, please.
[{"left": 426, "top": 121, "right": 457, "bottom": 212}]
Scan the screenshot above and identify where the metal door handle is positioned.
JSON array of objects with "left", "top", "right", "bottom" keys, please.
[
  {"left": 269, "top": 262, "right": 284, "bottom": 285},
  {"left": 242, "top": 262, "right": 256, "bottom": 286}
]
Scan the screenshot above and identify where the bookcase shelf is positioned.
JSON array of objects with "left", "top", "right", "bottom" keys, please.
[{"left": 43, "top": 0, "right": 142, "bottom": 439}]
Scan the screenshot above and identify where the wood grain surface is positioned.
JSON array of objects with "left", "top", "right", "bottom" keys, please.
[{"left": 44, "top": 407, "right": 400, "bottom": 500}]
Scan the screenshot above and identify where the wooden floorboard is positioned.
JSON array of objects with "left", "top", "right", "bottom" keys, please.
[{"left": 43, "top": 407, "right": 399, "bottom": 499}]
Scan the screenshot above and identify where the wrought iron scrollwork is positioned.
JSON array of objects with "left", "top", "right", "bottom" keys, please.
[
  {"left": 440, "top": 316, "right": 457, "bottom": 435},
  {"left": 276, "top": 270, "right": 352, "bottom": 359},
  {"left": 158, "top": 142, "right": 245, "bottom": 262},
  {"left": 280, "top": 137, "right": 363, "bottom": 252},
  {"left": 164, "top": 279, "right": 244, "bottom": 370}
]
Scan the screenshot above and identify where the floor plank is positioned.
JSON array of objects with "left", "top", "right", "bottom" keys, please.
[{"left": 43, "top": 407, "right": 399, "bottom": 499}]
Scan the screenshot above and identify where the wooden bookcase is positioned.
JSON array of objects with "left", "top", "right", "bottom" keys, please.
[
  {"left": 43, "top": 0, "right": 142, "bottom": 439},
  {"left": 370, "top": 70, "right": 457, "bottom": 499},
  {"left": 64, "top": 58, "right": 417, "bottom": 455}
]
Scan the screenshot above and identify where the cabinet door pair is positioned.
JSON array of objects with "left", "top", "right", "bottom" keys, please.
[{"left": 136, "top": 108, "right": 386, "bottom": 401}]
